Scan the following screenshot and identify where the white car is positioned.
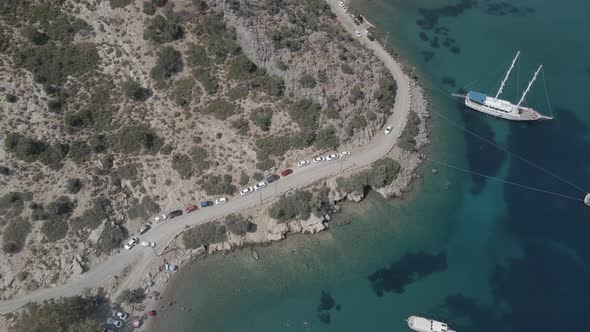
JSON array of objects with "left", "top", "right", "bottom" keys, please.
[
  {"left": 313, "top": 156, "right": 325, "bottom": 163},
  {"left": 354, "top": 30, "right": 361, "bottom": 37},
  {"left": 338, "top": 1, "right": 344, "bottom": 6},
  {"left": 113, "top": 311, "right": 129, "bottom": 320},
  {"left": 107, "top": 318, "right": 122, "bottom": 328},
  {"left": 384, "top": 125, "right": 393, "bottom": 134},
  {"left": 240, "top": 187, "right": 254, "bottom": 196},
  {"left": 154, "top": 214, "right": 167, "bottom": 223},
  {"left": 340, "top": 151, "right": 351, "bottom": 157},
  {"left": 297, "top": 160, "right": 310, "bottom": 167},
  {"left": 326, "top": 154, "right": 339, "bottom": 161},
  {"left": 364, "top": 29, "right": 369, "bottom": 35},
  {"left": 254, "top": 181, "right": 267, "bottom": 191},
  {"left": 124, "top": 237, "right": 139, "bottom": 250},
  {"left": 141, "top": 241, "right": 155, "bottom": 248},
  {"left": 215, "top": 197, "right": 228, "bottom": 204},
  {"left": 343, "top": 6, "right": 349, "bottom": 12}
]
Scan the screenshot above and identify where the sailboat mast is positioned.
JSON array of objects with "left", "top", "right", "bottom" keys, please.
[
  {"left": 516, "top": 65, "right": 542, "bottom": 107},
  {"left": 494, "top": 51, "right": 520, "bottom": 99}
]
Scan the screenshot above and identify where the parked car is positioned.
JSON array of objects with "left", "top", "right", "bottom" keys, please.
[
  {"left": 106, "top": 318, "right": 122, "bottom": 328},
  {"left": 313, "top": 156, "right": 325, "bottom": 163},
  {"left": 141, "top": 241, "right": 155, "bottom": 248},
  {"left": 363, "top": 29, "right": 369, "bottom": 35},
  {"left": 338, "top": 1, "right": 344, "bottom": 6},
  {"left": 384, "top": 125, "right": 393, "bottom": 134},
  {"left": 185, "top": 205, "right": 198, "bottom": 213},
  {"left": 154, "top": 214, "right": 167, "bottom": 223},
  {"left": 281, "top": 169, "right": 293, "bottom": 176},
  {"left": 343, "top": 6, "right": 348, "bottom": 12},
  {"left": 266, "top": 174, "right": 280, "bottom": 183},
  {"left": 138, "top": 224, "right": 150, "bottom": 235},
  {"left": 215, "top": 197, "right": 228, "bottom": 204},
  {"left": 340, "top": 151, "right": 351, "bottom": 157},
  {"left": 354, "top": 30, "right": 361, "bottom": 37},
  {"left": 326, "top": 154, "right": 339, "bottom": 161},
  {"left": 167, "top": 210, "right": 183, "bottom": 218},
  {"left": 200, "top": 201, "right": 214, "bottom": 208},
  {"left": 113, "top": 311, "right": 129, "bottom": 320},
  {"left": 297, "top": 160, "right": 310, "bottom": 167},
  {"left": 367, "top": 34, "right": 375, "bottom": 41},
  {"left": 240, "top": 187, "right": 254, "bottom": 196},
  {"left": 124, "top": 237, "right": 139, "bottom": 250},
  {"left": 254, "top": 181, "right": 267, "bottom": 191}
]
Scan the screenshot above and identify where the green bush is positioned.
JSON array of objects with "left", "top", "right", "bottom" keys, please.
[
  {"left": 41, "top": 219, "right": 69, "bottom": 242},
  {"left": 348, "top": 84, "right": 364, "bottom": 104},
  {"left": 70, "top": 198, "right": 111, "bottom": 231},
  {"left": 114, "top": 126, "right": 161, "bottom": 154},
  {"left": 315, "top": 126, "right": 339, "bottom": 150},
  {"left": 299, "top": 73, "right": 317, "bottom": 88},
  {"left": 110, "top": 0, "right": 133, "bottom": 8},
  {"left": 198, "top": 14, "right": 241, "bottom": 63},
  {"left": 2, "top": 218, "right": 32, "bottom": 254},
  {"left": 116, "top": 163, "right": 138, "bottom": 180},
  {"left": 171, "top": 146, "right": 209, "bottom": 178},
  {"left": 231, "top": 118, "right": 249, "bottom": 136},
  {"left": 152, "top": 0, "right": 167, "bottom": 6},
  {"left": 183, "top": 221, "right": 227, "bottom": 248},
  {"left": 186, "top": 43, "right": 209, "bottom": 67},
  {"left": 227, "top": 54, "right": 260, "bottom": 81},
  {"left": 252, "top": 74, "right": 284, "bottom": 96},
  {"left": 0, "top": 165, "right": 11, "bottom": 176},
  {"left": 374, "top": 75, "right": 397, "bottom": 110},
  {"left": 336, "top": 158, "right": 401, "bottom": 193},
  {"left": 347, "top": 114, "right": 367, "bottom": 136},
  {"left": 341, "top": 63, "right": 354, "bottom": 74},
  {"left": 46, "top": 196, "right": 74, "bottom": 221},
  {"left": 5, "top": 93, "right": 17, "bottom": 103},
  {"left": 290, "top": 99, "right": 321, "bottom": 131},
  {"left": 144, "top": 14, "right": 183, "bottom": 43},
  {"left": 64, "top": 86, "right": 113, "bottom": 132},
  {"left": 40, "top": 143, "right": 68, "bottom": 167},
  {"left": 14, "top": 43, "right": 99, "bottom": 86},
  {"left": 171, "top": 77, "right": 197, "bottom": 108},
  {"left": 97, "top": 224, "right": 125, "bottom": 253},
  {"left": 66, "top": 178, "right": 83, "bottom": 194},
  {"left": 201, "top": 174, "right": 236, "bottom": 195},
  {"left": 193, "top": 68, "right": 218, "bottom": 94},
  {"left": 150, "top": 46, "right": 183, "bottom": 82},
  {"left": 171, "top": 153, "right": 192, "bottom": 179},
  {"left": 68, "top": 141, "right": 91, "bottom": 164},
  {"left": 127, "top": 196, "right": 160, "bottom": 220},
  {"left": 203, "top": 99, "right": 235, "bottom": 120},
  {"left": 27, "top": 4, "right": 89, "bottom": 43},
  {"left": 227, "top": 84, "right": 249, "bottom": 100},
  {"left": 4, "top": 132, "right": 48, "bottom": 162},
  {"left": 9, "top": 296, "right": 101, "bottom": 332},
  {"left": 250, "top": 107, "right": 273, "bottom": 131},
  {"left": 398, "top": 111, "right": 420, "bottom": 151},
  {"left": 269, "top": 191, "right": 313, "bottom": 222},
  {"left": 123, "top": 79, "right": 151, "bottom": 101},
  {"left": 143, "top": 2, "right": 156, "bottom": 15},
  {"left": 0, "top": 192, "right": 31, "bottom": 217},
  {"left": 119, "top": 288, "right": 146, "bottom": 304},
  {"left": 224, "top": 214, "right": 253, "bottom": 236},
  {"left": 238, "top": 172, "right": 250, "bottom": 185}
]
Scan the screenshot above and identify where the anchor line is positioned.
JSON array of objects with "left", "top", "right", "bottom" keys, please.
[
  {"left": 428, "top": 83, "right": 588, "bottom": 194},
  {"left": 425, "top": 158, "right": 583, "bottom": 202}
]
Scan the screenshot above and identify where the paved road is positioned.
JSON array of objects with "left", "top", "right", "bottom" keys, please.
[{"left": 0, "top": 1, "right": 411, "bottom": 314}]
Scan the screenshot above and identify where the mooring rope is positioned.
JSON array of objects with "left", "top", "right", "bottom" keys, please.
[
  {"left": 425, "top": 158, "right": 584, "bottom": 202},
  {"left": 541, "top": 68, "right": 554, "bottom": 118},
  {"left": 428, "top": 83, "right": 589, "bottom": 194}
]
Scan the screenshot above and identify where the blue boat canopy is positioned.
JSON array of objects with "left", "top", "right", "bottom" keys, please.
[{"left": 467, "top": 91, "right": 487, "bottom": 104}]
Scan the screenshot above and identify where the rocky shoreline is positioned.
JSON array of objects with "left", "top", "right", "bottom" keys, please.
[{"left": 142, "top": 78, "right": 430, "bottom": 331}]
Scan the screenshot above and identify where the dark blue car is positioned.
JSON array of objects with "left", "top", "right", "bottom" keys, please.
[{"left": 200, "top": 201, "right": 214, "bottom": 208}]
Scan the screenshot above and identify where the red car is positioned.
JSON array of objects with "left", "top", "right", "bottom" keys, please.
[
  {"left": 281, "top": 169, "right": 293, "bottom": 177},
  {"left": 185, "top": 205, "right": 198, "bottom": 213}
]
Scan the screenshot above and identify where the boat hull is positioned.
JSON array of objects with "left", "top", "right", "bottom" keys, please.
[{"left": 465, "top": 97, "right": 546, "bottom": 121}]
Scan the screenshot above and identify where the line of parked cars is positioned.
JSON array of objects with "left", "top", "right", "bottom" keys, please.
[
  {"left": 104, "top": 311, "right": 128, "bottom": 330},
  {"left": 240, "top": 169, "right": 293, "bottom": 196},
  {"left": 298, "top": 151, "right": 351, "bottom": 168}
]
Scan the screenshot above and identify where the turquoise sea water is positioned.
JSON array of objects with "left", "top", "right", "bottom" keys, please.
[{"left": 155, "top": 0, "right": 590, "bottom": 331}]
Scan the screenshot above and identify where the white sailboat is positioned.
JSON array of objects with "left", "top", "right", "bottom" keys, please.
[
  {"left": 407, "top": 316, "right": 456, "bottom": 332},
  {"left": 458, "top": 51, "right": 552, "bottom": 121}
]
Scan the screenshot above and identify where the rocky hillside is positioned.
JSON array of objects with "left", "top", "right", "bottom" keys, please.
[{"left": 0, "top": 0, "right": 397, "bottom": 299}]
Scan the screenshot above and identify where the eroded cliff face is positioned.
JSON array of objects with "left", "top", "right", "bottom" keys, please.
[{"left": 218, "top": 0, "right": 393, "bottom": 144}]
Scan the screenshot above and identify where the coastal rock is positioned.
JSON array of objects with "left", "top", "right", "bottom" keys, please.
[
  {"left": 300, "top": 214, "right": 327, "bottom": 234},
  {"left": 266, "top": 222, "right": 289, "bottom": 241},
  {"left": 191, "top": 246, "right": 206, "bottom": 257},
  {"left": 347, "top": 191, "right": 365, "bottom": 203}
]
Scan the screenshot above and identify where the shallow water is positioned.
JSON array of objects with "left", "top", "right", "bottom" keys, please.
[{"left": 154, "top": 0, "right": 590, "bottom": 330}]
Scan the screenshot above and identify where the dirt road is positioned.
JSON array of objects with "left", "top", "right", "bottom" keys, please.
[{"left": 0, "top": 1, "right": 412, "bottom": 314}]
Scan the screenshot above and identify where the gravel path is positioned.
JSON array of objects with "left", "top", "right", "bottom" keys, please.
[{"left": 0, "top": 1, "right": 412, "bottom": 314}]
